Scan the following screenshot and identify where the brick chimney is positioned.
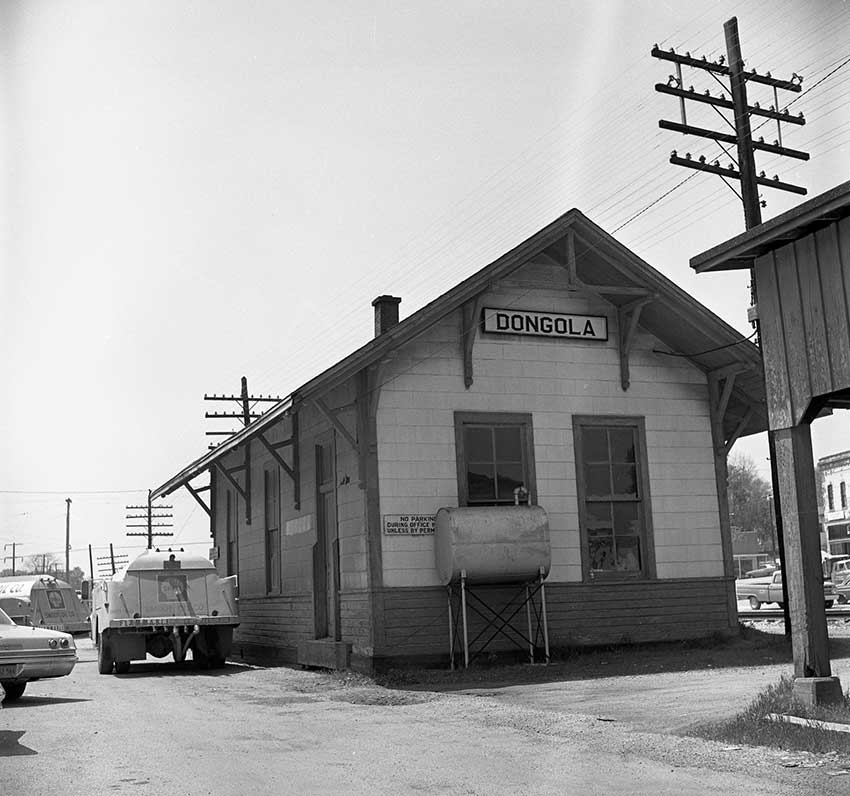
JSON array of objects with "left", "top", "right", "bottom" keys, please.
[{"left": 372, "top": 295, "right": 401, "bottom": 337}]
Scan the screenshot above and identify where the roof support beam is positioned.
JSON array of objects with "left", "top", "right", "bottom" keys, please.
[
  {"left": 461, "top": 292, "right": 485, "bottom": 388},
  {"left": 184, "top": 481, "right": 211, "bottom": 517},
  {"left": 618, "top": 297, "right": 654, "bottom": 391},
  {"left": 214, "top": 460, "right": 247, "bottom": 505},
  {"left": 256, "top": 414, "right": 300, "bottom": 511},
  {"left": 258, "top": 432, "right": 296, "bottom": 483},
  {"left": 312, "top": 397, "right": 357, "bottom": 452},
  {"left": 725, "top": 406, "right": 755, "bottom": 457}
]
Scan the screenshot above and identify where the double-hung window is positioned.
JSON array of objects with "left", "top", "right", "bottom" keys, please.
[
  {"left": 574, "top": 416, "right": 654, "bottom": 579},
  {"left": 454, "top": 412, "right": 536, "bottom": 506},
  {"left": 264, "top": 466, "right": 281, "bottom": 593},
  {"left": 828, "top": 483, "right": 835, "bottom": 511}
]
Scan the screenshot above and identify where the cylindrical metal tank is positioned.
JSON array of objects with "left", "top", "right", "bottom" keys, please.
[{"left": 434, "top": 506, "right": 550, "bottom": 585}]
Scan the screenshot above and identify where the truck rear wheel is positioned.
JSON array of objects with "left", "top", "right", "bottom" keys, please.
[
  {"left": 748, "top": 596, "right": 761, "bottom": 610},
  {"left": 1, "top": 681, "right": 26, "bottom": 701},
  {"left": 115, "top": 660, "right": 131, "bottom": 674},
  {"left": 97, "top": 630, "right": 114, "bottom": 675}
]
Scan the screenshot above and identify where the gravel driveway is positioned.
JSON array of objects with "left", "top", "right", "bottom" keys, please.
[{"left": 3, "top": 627, "right": 850, "bottom": 795}]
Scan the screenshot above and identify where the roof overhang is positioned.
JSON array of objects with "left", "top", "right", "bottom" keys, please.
[
  {"left": 691, "top": 180, "right": 850, "bottom": 273},
  {"left": 150, "top": 396, "right": 293, "bottom": 499},
  {"left": 152, "top": 207, "right": 770, "bottom": 498}
]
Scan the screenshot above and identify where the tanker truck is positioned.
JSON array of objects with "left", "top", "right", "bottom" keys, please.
[{"left": 91, "top": 548, "right": 238, "bottom": 674}]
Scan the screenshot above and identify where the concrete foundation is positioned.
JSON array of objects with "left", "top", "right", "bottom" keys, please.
[
  {"left": 792, "top": 676, "right": 845, "bottom": 707},
  {"left": 296, "top": 639, "right": 351, "bottom": 670}
]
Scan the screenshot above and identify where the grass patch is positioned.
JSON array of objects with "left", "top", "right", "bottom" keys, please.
[{"left": 692, "top": 675, "right": 850, "bottom": 754}]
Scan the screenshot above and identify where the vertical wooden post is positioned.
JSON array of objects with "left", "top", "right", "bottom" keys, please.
[
  {"left": 771, "top": 426, "right": 833, "bottom": 679},
  {"left": 707, "top": 374, "right": 739, "bottom": 629}
]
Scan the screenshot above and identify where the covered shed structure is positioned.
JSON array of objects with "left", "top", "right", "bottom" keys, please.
[{"left": 692, "top": 179, "right": 850, "bottom": 703}]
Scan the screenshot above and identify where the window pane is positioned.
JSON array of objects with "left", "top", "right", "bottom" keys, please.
[
  {"left": 494, "top": 426, "right": 522, "bottom": 461},
  {"left": 589, "top": 535, "right": 615, "bottom": 571},
  {"left": 465, "top": 427, "right": 492, "bottom": 462},
  {"left": 609, "top": 428, "right": 636, "bottom": 463},
  {"left": 615, "top": 535, "right": 641, "bottom": 572},
  {"left": 586, "top": 502, "right": 612, "bottom": 531},
  {"left": 583, "top": 427, "right": 608, "bottom": 462},
  {"left": 585, "top": 463, "right": 611, "bottom": 497},
  {"left": 467, "top": 463, "right": 496, "bottom": 502},
  {"left": 613, "top": 502, "right": 640, "bottom": 535},
  {"left": 496, "top": 462, "right": 524, "bottom": 500},
  {"left": 612, "top": 464, "right": 638, "bottom": 497}
]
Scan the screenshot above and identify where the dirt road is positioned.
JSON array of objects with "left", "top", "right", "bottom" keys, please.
[{"left": 2, "top": 638, "right": 849, "bottom": 795}]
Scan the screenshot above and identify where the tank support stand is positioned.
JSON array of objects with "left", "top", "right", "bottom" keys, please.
[{"left": 447, "top": 567, "right": 550, "bottom": 670}]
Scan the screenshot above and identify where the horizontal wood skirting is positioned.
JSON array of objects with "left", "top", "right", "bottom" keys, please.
[{"left": 376, "top": 577, "right": 736, "bottom": 657}]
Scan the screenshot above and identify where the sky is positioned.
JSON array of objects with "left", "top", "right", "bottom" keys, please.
[{"left": 2, "top": 0, "right": 849, "bottom": 578}]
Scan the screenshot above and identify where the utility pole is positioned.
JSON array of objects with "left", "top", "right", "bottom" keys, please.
[
  {"left": 65, "top": 497, "right": 72, "bottom": 582},
  {"left": 96, "top": 544, "right": 128, "bottom": 576},
  {"left": 652, "top": 19, "right": 807, "bottom": 219},
  {"left": 204, "top": 376, "right": 282, "bottom": 449},
  {"left": 126, "top": 492, "right": 174, "bottom": 549},
  {"left": 3, "top": 542, "right": 19, "bottom": 575},
  {"left": 653, "top": 15, "right": 809, "bottom": 636}
]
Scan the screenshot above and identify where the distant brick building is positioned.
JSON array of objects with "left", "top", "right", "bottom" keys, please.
[
  {"left": 151, "top": 209, "right": 767, "bottom": 671},
  {"left": 818, "top": 450, "right": 850, "bottom": 556}
]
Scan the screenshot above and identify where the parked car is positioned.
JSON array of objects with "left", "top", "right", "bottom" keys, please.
[
  {"left": 0, "top": 605, "right": 77, "bottom": 702},
  {"left": 735, "top": 570, "right": 836, "bottom": 611}
]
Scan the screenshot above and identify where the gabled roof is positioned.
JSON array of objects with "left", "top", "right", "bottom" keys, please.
[{"left": 151, "top": 208, "right": 766, "bottom": 498}]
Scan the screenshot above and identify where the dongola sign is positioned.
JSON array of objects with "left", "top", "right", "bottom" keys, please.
[{"left": 483, "top": 308, "right": 608, "bottom": 341}]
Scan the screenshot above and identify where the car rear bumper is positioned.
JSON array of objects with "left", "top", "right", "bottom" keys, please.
[{"left": 0, "top": 651, "right": 77, "bottom": 682}]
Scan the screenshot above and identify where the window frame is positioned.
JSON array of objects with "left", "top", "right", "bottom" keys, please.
[
  {"left": 841, "top": 482, "right": 847, "bottom": 510},
  {"left": 828, "top": 483, "right": 835, "bottom": 511},
  {"left": 225, "top": 489, "right": 237, "bottom": 578},
  {"left": 573, "top": 415, "right": 656, "bottom": 582},
  {"left": 264, "top": 465, "right": 281, "bottom": 594},
  {"left": 453, "top": 411, "right": 537, "bottom": 507}
]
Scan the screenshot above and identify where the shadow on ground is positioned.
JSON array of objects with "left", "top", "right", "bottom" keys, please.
[
  {"left": 376, "top": 629, "right": 850, "bottom": 692},
  {"left": 1, "top": 696, "right": 91, "bottom": 709}
]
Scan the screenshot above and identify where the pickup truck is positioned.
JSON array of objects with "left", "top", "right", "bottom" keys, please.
[{"left": 736, "top": 570, "right": 836, "bottom": 611}]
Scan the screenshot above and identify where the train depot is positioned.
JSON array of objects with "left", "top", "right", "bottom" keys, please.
[{"left": 151, "top": 208, "right": 767, "bottom": 672}]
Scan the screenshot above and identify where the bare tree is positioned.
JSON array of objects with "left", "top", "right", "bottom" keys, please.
[
  {"left": 22, "top": 551, "right": 62, "bottom": 575},
  {"left": 727, "top": 454, "right": 777, "bottom": 557}
]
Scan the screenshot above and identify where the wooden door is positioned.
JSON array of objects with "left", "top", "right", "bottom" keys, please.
[{"left": 314, "top": 439, "right": 339, "bottom": 639}]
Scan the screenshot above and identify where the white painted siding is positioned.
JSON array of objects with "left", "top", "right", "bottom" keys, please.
[{"left": 376, "top": 281, "right": 723, "bottom": 587}]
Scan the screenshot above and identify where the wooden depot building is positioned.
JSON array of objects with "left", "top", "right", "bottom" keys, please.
[{"left": 151, "top": 209, "right": 767, "bottom": 672}]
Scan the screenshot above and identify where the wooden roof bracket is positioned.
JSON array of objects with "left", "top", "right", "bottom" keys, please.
[
  {"left": 312, "top": 397, "right": 357, "bottom": 452},
  {"left": 618, "top": 296, "right": 655, "bottom": 391},
  {"left": 214, "top": 460, "right": 248, "bottom": 509},
  {"left": 708, "top": 364, "right": 753, "bottom": 457},
  {"left": 257, "top": 414, "right": 300, "bottom": 510},
  {"left": 184, "top": 480, "right": 211, "bottom": 517},
  {"left": 725, "top": 406, "right": 755, "bottom": 457},
  {"left": 461, "top": 292, "right": 486, "bottom": 388}
]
